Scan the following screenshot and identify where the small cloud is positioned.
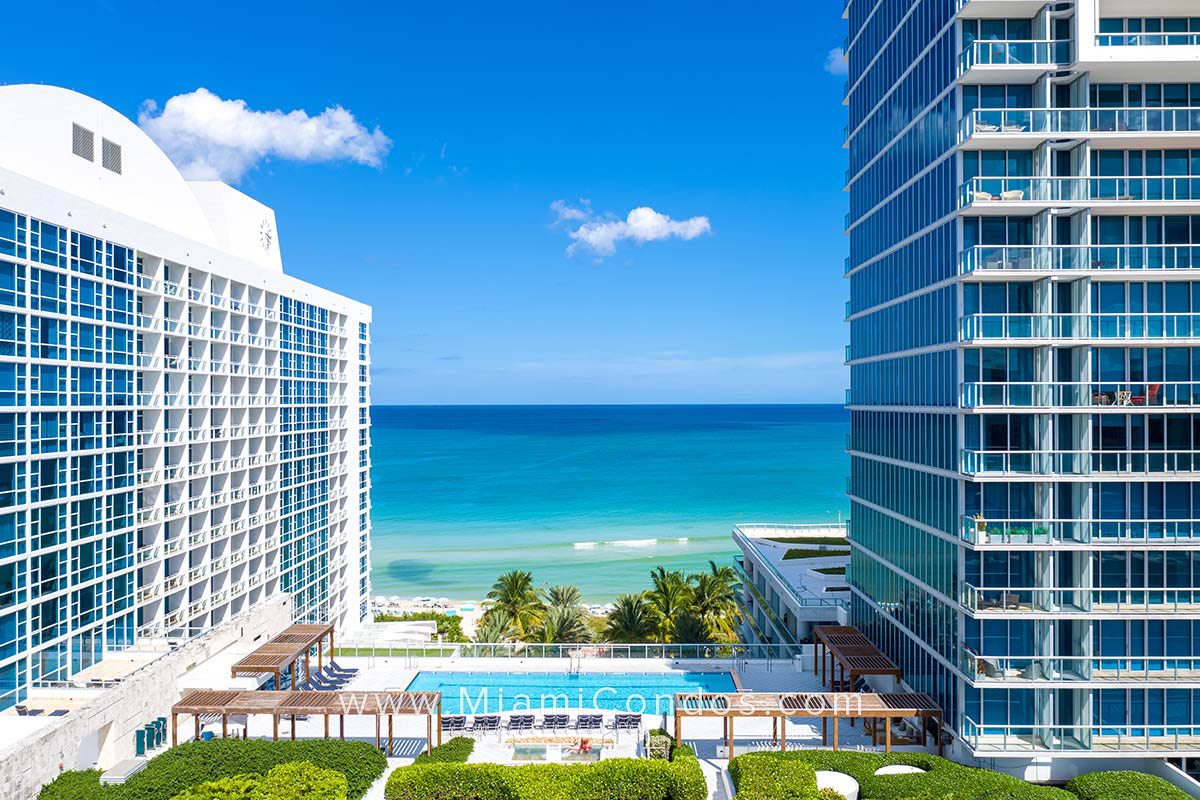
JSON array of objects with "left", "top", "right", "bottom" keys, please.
[
  {"left": 824, "top": 47, "right": 848, "bottom": 76},
  {"left": 440, "top": 142, "right": 447, "bottom": 160},
  {"left": 138, "top": 88, "right": 392, "bottom": 183},
  {"left": 550, "top": 199, "right": 592, "bottom": 223},
  {"left": 564, "top": 206, "right": 711, "bottom": 258}
]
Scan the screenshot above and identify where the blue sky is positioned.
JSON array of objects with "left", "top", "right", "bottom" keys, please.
[{"left": 2, "top": 1, "right": 849, "bottom": 404}]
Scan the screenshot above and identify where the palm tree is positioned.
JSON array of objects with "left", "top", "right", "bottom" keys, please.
[
  {"left": 546, "top": 584, "right": 582, "bottom": 610},
  {"left": 690, "top": 561, "right": 741, "bottom": 642},
  {"left": 672, "top": 612, "right": 711, "bottom": 645},
  {"left": 474, "top": 608, "right": 517, "bottom": 643},
  {"left": 538, "top": 603, "right": 590, "bottom": 643},
  {"left": 484, "top": 570, "right": 545, "bottom": 640},
  {"left": 603, "top": 594, "right": 657, "bottom": 643},
  {"left": 646, "top": 567, "right": 693, "bottom": 642}
]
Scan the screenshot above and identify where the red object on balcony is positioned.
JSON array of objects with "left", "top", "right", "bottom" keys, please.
[{"left": 1131, "top": 383, "right": 1161, "bottom": 405}]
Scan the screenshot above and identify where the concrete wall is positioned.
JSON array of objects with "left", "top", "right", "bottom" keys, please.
[{"left": 1, "top": 594, "right": 291, "bottom": 800}]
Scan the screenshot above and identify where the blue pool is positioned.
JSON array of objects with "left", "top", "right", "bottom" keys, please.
[{"left": 404, "top": 671, "right": 736, "bottom": 715}]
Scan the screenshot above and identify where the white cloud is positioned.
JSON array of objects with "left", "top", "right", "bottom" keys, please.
[
  {"left": 824, "top": 47, "right": 848, "bottom": 76},
  {"left": 138, "top": 88, "right": 392, "bottom": 183},
  {"left": 552, "top": 202, "right": 711, "bottom": 258}
]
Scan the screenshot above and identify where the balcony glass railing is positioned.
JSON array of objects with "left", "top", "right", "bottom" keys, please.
[
  {"left": 959, "top": 40, "right": 1072, "bottom": 72},
  {"left": 961, "top": 381, "right": 1199, "bottom": 408},
  {"left": 1097, "top": 33, "right": 1200, "bottom": 47},
  {"left": 961, "top": 244, "right": 1200, "bottom": 273},
  {"left": 961, "top": 107, "right": 1200, "bottom": 139},
  {"left": 962, "top": 516, "right": 1200, "bottom": 546},
  {"left": 961, "top": 176, "right": 1200, "bottom": 206},
  {"left": 962, "top": 583, "right": 1200, "bottom": 614},
  {"left": 962, "top": 717, "right": 1200, "bottom": 753},
  {"left": 961, "top": 312, "right": 1200, "bottom": 341},
  {"left": 963, "top": 651, "right": 1200, "bottom": 683},
  {"left": 962, "top": 448, "right": 1200, "bottom": 476}
]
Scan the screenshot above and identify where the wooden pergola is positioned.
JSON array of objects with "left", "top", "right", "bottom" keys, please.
[
  {"left": 813, "top": 625, "right": 902, "bottom": 692},
  {"left": 171, "top": 688, "right": 442, "bottom": 755},
  {"left": 673, "top": 691, "right": 943, "bottom": 756},
  {"left": 230, "top": 623, "right": 335, "bottom": 689}
]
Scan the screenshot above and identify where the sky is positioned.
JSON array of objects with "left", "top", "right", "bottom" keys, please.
[{"left": 1, "top": 1, "right": 850, "bottom": 404}]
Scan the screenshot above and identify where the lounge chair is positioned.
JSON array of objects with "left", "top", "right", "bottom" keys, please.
[
  {"left": 542, "top": 714, "right": 569, "bottom": 731},
  {"left": 612, "top": 714, "right": 641, "bottom": 735},
  {"left": 327, "top": 660, "right": 358, "bottom": 676},
  {"left": 470, "top": 715, "right": 501, "bottom": 736},
  {"left": 971, "top": 191, "right": 995, "bottom": 202},
  {"left": 1131, "top": 383, "right": 1161, "bottom": 406},
  {"left": 576, "top": 714, "right": 603, "bottom": 732},
  {"left": 1000, "top": 189, "right": 1026, "bottom": 201},
  {"left": 49, "top": 709, "right": 69, "bottom": 717},
  {"left": 309, "top": 672, "right": 345, "bottom": 690},
  {"left": 442, "top": 716, "right": 466, "bottom": 733},
  {"left": 506, "top": 715, "right": 535, "bottom": 733},
  {"left": 1002, "top": 124, "right": 1026, "bottom": 133},
  {"left": 974, "top": 122, "right": 1000, "bottom": 133}
]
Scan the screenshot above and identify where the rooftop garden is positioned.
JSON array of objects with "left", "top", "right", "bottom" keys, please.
[
  {"left": 813, "top": 567, "right": 846, "bottom": 576},
  {"left": 38, "top": 739, "right": 386, "bottom": 800},
  {"left": 781, "top": 548, "right": 851, "bottom": 561},
  {"left": 767, "top": 536, "right": 849, "bottom": 546}
]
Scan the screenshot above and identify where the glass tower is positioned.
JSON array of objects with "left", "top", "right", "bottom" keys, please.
[
  {"left": 0, "top": 85, "right": 372, "bottom": 711},
  {"left": 845, "top": 0, "right": 1200, "bottom": 773}
]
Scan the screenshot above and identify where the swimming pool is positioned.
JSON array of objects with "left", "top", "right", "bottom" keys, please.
[{"left": 404, "top": 671, "right": 737, "bottom": 715}]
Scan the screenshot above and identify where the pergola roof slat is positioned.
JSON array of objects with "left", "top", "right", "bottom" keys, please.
[
  {"left": 231, "top": 623, "right": 335, "bottom": 676},
  {"left": 173, "top": 688, "right": 442, "bottom": 717}
]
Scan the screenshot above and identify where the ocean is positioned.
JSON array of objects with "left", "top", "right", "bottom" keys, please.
[{"left": 367, "top": 405, "right": 850, "bottom": 603}]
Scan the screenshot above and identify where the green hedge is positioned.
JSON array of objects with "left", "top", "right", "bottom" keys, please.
[
  {"left": 39, "top": 740, "right": 385, "bottom": 800},
  {"left": 1064, "top": 770, "right": 1191, "bottom": 800},
  {"left": 782, "top": 549, "right": 852, "bottom": 561},
  {"left": 726, "top": 751, "right": 1077, "bottom": 800},
  {"left": 413, "top": 737, "right": 475, "bottom": 765},
  {"left": 251, "top": 762, "right": 348, "bottom": 800},
  {"left": 168, "top": 775, "right": 259, "bottom": 800},
  {"left": 385, "top": 746, "right": 706, "bottom": 800},
  {"left": 729, "top": 752, "right": 818, "bottom": 800}
]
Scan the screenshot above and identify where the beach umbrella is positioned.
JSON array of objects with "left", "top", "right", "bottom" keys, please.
[
  {"left": 437, "top": 597, "right": 450, "bottom": 604},
  {"left": 373, "top": 595, "right": 387, "bottom": 604},
  {"left": 389, "top": 595, "right": 402, "bottom": 603}
]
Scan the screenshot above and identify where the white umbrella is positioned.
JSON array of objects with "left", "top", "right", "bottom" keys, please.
[
  {"left": 374, "top": 595, "right": 388, "bottom": 604},
  {"left": 389, "top": 595, "right": 403, "bottom": 603}
]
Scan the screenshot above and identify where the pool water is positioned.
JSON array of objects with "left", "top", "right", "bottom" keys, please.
[{"left": 405, "top": 670, "right": 736, "bottom": 715}]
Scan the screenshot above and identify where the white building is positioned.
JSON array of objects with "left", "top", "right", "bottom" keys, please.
[
  {"left": 732, "top": 523, "right": 850, "bottom": 650},
  {"left": 0, "top": 85, "right": 372, "bottom": 710}
]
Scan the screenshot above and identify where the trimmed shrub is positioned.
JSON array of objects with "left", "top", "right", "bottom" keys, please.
[
  {"left": 169, "top": 775, "right": 259, "bottom": 800},
  {"left": 647, "top": 733, "right": 672, "bottom": 760},
  {"left": 250, "top": 762, "right": 347, "bottom": 800},
  {"left": 1064, "top": 770, "right": 1191, "bottom": 800},
  {"left": 729, "top": 752, "right": 818, "bottom": 800},
  {"left": 385, "top": 748, "right": 705, "bottom": 800},
  {"left": 413, "top": 737, "right": 475, "bottom": 765},
  {"left": 38, "top": 769, "right": 106, "bottom": 800},
  {"left": 727, "top": 751, "right": 1075, "bottom": 800},
  {"left": 817, "top": 790, "right": 847, "bottom": 800},
  {"left": 118, "top": 739, "right": 385, "bottom": 800}
]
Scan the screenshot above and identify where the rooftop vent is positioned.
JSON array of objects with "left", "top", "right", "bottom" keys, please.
[
  {"left": 72, "top": 124, "right": 94, "bottom": 162},
  {"left": 101, "top": 138, "right": 122, "bottom": 175}
]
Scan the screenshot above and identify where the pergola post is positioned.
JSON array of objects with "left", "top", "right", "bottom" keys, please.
[
  {"left": 772, "top": 716, "right": 777, "bottom": 745},
  {"left": 272, "top": 714, "right": 279, "bottom": 742},
  {"left": 885, "top": 717, "right": 891, "bottom": 753},
  {"left": 290, "top": 714, "right": 296, "bottom": 740},
  {"left": 673, "top": 706, "right": 681, "bottom": 747},
  {"left": 726, "top": 715, "right": 733, "bottom": 758},
  {"left": 426, "top": 713, "right": 432, "bottom": 755},
  {"left": 340, "top": 714, "right": 345, "bottom": 740},
  {"left": 194, "top": 714, "right": 201, "bottom": 742},
  {"left": 780, "top": 714, "right": 787, "bottom": 752},
  {"left": 937, "top": 712, "right": 944, "bottom": 757},
  {"left": 305, "top": 649, "right": 310, "bottom": 686},
  {"left": 437, "top": 698, "right": 443, "bottom": 746},
  {"left": 832, "top": 716, "right": 839, "bottom": 751},
  {"left": 822, "top": 717, "right": 827, "bottom": 746},
  {"left": 318, "top": 636, "right": 324, "bottom": 672},
  {"left": 171, "top": 713, "right": 177, "bottom": 746},
  {"left": 388, "top": 715, "right": 394, "bottom": 756},
  {"left": 375, "top": 714, "right": 381, "bottom": 751},
  {"left": 324, "top": 714, "right": 330, "bottom": 738},
  {"left": 222, "top": 714, "right": 228, "bottom": 739}
]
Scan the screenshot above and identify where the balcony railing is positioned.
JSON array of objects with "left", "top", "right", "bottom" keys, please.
[
  {"left": 961, "top": 107, "right": 1200, "bottom": 140},
  {"left": 961, "top": 515, "right": 1200, "bottom": 546},
  {"left": 961, "top": 583, "right": 1200, "bottom": 614},
  {"left": 961, "top": 312, "right": 1200, "bottom": 341},
  {"left": 960, "top": 244, "right": 1200, "bottom": 273},
  {"left": 1097, "top": 33, "right": 1200, "bottom": 47},
  {"left": 958, "top": 40, "right": 1071, "bottom": 72},
  {"left": 962, "top": 448, "right": 1200, "bottom": 476},
  {"left": 962, "top": 717, "right": 1200, "bottom": 754},
  {"left": 964, "top": 651, "right": 1200, "bottom": 683},
  {"left": 961, "top": 176, "right": 1200, "bottom": 207},
  {"left": 961, "top": 381, "right": 1200, "bottom": 409}
]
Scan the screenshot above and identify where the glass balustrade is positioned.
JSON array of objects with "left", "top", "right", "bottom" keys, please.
[
  {"left": 960, "top": 244, "right": 1200, "bottom": 273},
  {"left": 1097, "top": 33, "right": 1200, "bottom": 47},
  {"left": 961, "top": 176, "right": 1200, "bottom": 206},
  {"left": 962, "top": 652, "right": 1200, "bottom": 683},
  {"left": 960, "top": 107, "right": 1200, "bottom": 140},
  {"left": 959, "top": 40, "right": 1072, "bottom": 72},
  {"left": 961, "top": 312, "right": 1200, "bottom": 341},
  {"left": 961, "top": 448, "right": 1200, "bottom": 476},
  {"left": 960, "top": 381, "right": 1200, "bottom": 408},
  {"left": 961, "top": 516, "right": 1200, "bottom": 546},
  {"left": 962, "top": 717, "right": 1200, "bottom": 753},
  {"left": 961, "top": 583, "right": 1200, "bottom": 613}
]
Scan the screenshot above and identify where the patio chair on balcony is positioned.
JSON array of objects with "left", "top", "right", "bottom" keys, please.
[
  {"left": 1001, "top": 189, "right": 1026, "bottom": 201},
  {"left": 975, "top": 122, "right": 1001, "bottom": 133},
  {"left": 1131, "top": 383, "right": 1161, "bottom": 406},
  {"left": 971, "top": 190, "right": 996, "bottom": 202},
  {"left": 1002, "top": 123, "right": 1027, "bottom": 133}
]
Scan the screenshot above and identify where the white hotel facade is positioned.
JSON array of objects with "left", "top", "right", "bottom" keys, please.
[
  {"left": 845, "top": 0, "right": 1200, "bottom": 781},
  {"left": 0, "top": 85, "right": 372, "bottom": 710}
]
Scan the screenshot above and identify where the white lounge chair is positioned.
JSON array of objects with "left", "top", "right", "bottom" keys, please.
[
  {"left": 1001, "top": 189, "right": 1026, "bottom": 201},
  {"left": 971, "top": 191, "right": 995, "bottom": 202}
]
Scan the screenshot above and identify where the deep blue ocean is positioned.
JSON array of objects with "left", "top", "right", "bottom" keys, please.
[{"left": 368, "top": 405, "right": 849, "bottom": 602}]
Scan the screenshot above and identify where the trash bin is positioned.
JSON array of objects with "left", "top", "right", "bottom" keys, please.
[{"left": 135, "top": 728, "right": 146, "bottom": 757}]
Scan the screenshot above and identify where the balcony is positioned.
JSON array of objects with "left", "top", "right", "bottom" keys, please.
[
  {"left": 958, "top": 39, "right": 1071, "bottom": 75},
  {"left": 962, "top": 717, "right": 1200, "bottom": 754},
  {"left": 960, "top": 244, "right": 1200, "bottom": 274},
  {"left": 962, "top": 448, "right": 1200, "bottom": 477},
  {"left": 961, "top": 381, "right": 1197, "bottom": 409},
  {"left": 961, "top": 583, "right": 1200, "bottom": 614},
  {"left": 964, "top": 651, "right": 1200, "bottom": 683},
  {"left": 1097, "top": 33, "right": 1200, "bottom": 47},
  {"left": 961, "top": 176, "right": 1200, "bottom": 212},
  {"left": 960, "top": 107, "right": 1200, "bottom": 144},
  {"left": 961, "top": 312, "right": 1200, "bottom": 342},
  {"left": 961, "top": 515, "right": 1200, "bottom": 546}
]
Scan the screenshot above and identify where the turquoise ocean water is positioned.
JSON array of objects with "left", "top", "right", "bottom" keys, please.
[{"left": 369, "top": 405, "right": 849, "bottom": 603}]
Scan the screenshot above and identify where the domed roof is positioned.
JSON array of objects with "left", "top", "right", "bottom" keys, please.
[{"left": 0, "top": 84, "right": 218, "bottom": 247}]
